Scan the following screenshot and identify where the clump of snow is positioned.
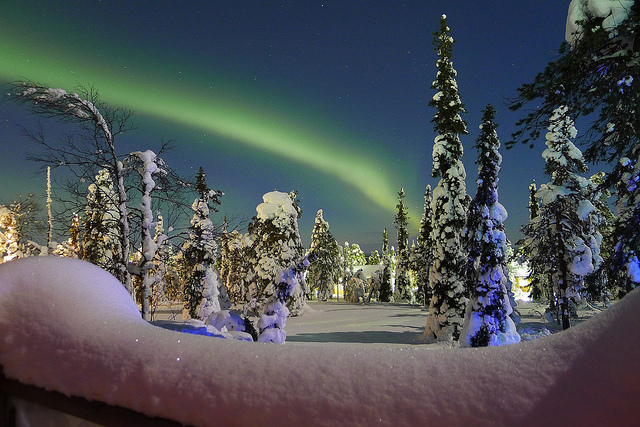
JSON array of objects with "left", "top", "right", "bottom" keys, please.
[
  {"left": 566, "top": 0, "right": 635, "bottom": 42},
  {"left": 1, "top": 257, "right": 639, "bottom": 426},
  {"left": 256, "top": 191, "right": 297, "bottom": 221}
]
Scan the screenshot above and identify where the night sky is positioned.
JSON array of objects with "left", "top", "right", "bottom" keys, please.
[{"left": 1, "top": 1, "right": 573, "bottom": 253}]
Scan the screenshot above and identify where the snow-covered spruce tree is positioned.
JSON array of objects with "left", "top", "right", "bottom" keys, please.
[
  {"left": 510, "top": 2, "right": 639, "bottom": 297},
  {"left": 9, "top": 83, "right": 134, "bottom": 290},
  {"left": 413, "top": 185, "right": 433, "bottom": 307},
  {"left": 0, "top": 208, "right": 21, "bottom": 263},
  {"left": 525, "top": 107, "right": 603, "bottom": 330},
  {"left": 423, "top": 14, "right": 470, "bottom": 343},
  {"left": 367, "top": 250, "right": 381, "bottom": 265},
  {"left": 181, "top": 167, "right": 224, "bottom": 320},
  {"left": 520, "top": 179, "right": 552, "bottom": 302},
  {"left": 460, "top": 105, "right": 520, "bottom": 347},
  {"left": 308, "top": 210, "right": 340, "bottom": 301},
  {"left": 83, "top": 169, "right": 122, "bottom": 277},
  {"left": 54, "top": 213, "right": 81, "bottom": 258},
  {"left": 393, "top": 188, "right": 413, "bottom": 302},
  {"left": 379, "top": 228, "right": 393, "bottom": 302},
  {"left": 248, "top": 191, "right": 308, "bottom": 316},
  {"left": 223, "top": 230, "right": 254, "bottom": 305}
]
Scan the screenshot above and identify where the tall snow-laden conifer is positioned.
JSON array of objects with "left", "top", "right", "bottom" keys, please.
[
  {"left": 394, "top": 188, "right": 413, "bottom": 301},
  {"left": 181, "top": 167, "right": 223, "bottom": 319},
  {"left": 423, "top": 14, "right": 470, "bottom": 343},
  {"left": 413, "top": 185, "right": 433, "bottom": 306},
  {"left": 523, "top": 107, "right": 603, "bottom": 330},
  {"left": 308, "top": 209, "right": 340, "bottom": 301},
  {"left": 461, "top": 105, "right": 520, "bottom": 347}
]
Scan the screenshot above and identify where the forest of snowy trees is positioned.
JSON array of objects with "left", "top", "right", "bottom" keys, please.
[{"left": 1, "top": 1, "right": 639, "bottom": 350}]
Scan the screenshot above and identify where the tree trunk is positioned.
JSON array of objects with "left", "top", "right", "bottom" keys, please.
[{"left": 555, "top": 211, "right": 571, "bottom": 330}]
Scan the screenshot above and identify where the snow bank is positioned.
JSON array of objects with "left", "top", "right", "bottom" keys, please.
[{"left": 1, "top": 257, "right": 639, "bottom": 426}]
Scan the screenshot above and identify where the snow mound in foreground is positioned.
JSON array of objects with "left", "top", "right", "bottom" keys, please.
[{"left": 1, "top": 257, "right": 639, "bottom": 426}]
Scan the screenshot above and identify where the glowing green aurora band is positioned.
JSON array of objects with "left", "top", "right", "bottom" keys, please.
[{"left": 0, "top": 37, "right": 408, "bottom": 220}]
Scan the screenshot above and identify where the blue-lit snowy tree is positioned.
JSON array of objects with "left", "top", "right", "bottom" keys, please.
[
  {"left": 423, "top": 14, "right": 470, "bottom": 343},
  {"left": 461, "top": 105, "right": 519, "bottom": 347}
]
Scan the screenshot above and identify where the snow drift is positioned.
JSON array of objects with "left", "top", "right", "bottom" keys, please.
[{"left": 1, "top": 257, "right": 639, "bottom": 426}]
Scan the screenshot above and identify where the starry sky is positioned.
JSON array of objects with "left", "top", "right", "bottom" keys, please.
[{"left": 1, "top": 1, "right": 573, "bottom": 253}]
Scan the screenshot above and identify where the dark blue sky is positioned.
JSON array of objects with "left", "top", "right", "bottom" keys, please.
[{"left": 0, "top": 1, "right": 575, "bottom": 252}]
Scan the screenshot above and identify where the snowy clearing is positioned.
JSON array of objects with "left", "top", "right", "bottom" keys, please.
[{"left": 1, "top": 257, "right": 639, "bottom": 426}]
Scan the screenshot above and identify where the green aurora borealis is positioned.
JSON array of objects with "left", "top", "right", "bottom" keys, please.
[{"left": 0, "top": 30, "right": 409, "bottom": 225}]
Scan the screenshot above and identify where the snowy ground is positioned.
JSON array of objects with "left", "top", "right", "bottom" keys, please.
[{"left": 153, "top": 298, "right": 601, "bottom": 348}]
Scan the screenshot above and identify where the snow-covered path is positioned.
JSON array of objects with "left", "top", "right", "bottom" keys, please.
[{"left": 1, "top": 257, "right": 639, "bottom": 426}]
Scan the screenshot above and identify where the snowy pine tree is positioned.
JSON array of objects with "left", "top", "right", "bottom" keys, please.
[
  {"left": 0, "top": 208, "right": 21, "bottom": 263},
  {"left": 82, "top": 169, "right": 122, "bottom": 277},
  {"left": 424, "top": 14, "right": 470, "bottom": 343},
  {"left": 224, "top": 230, "right": 254, "bottom": 305},
  {"left": 460, "top": 105, "right": 520, "bottom": 347},
  {"left": 413, "top": 185, "right": 433, "bottom": 307},
  {"left": 524, "top": 107, "right": 603, "bottom": 330},
  {"left": 248, "top": 191, "right": 307, "bottom": 316},
  {"left": 367, "top": 250, "right": 381, "bottom": 265},
  {"left": 54, "top": 213, "right": 81, "bottom": 258},
  {"left": 308, "top": 209, "right": 340, "bottom": 301},
  {"left": 181, "top": 167, "right": 223, "bottom": 320},
  {"left": 393, "top": 188, "right": 413, "bottom": 302}
]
